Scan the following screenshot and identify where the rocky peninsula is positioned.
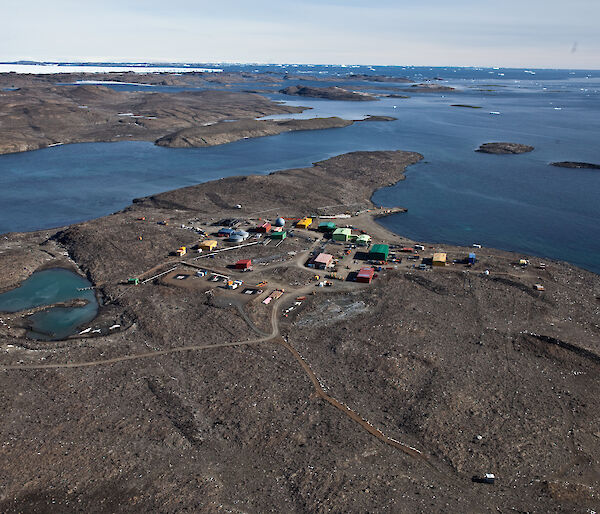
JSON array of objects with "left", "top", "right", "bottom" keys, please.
[
  {"left": 0, "top": 150, "right": 598, "bottom": 513},
  {"left": 155, "top": 117, "right": 355, "bottom": 148},
  {"left": 0, "top": 83, "right": 306, "bottom": 155},
  {"left": 476, "top": 142, "right": 535, "bottom": 154}
]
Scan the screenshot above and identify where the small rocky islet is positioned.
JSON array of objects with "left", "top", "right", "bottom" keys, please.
[
  {"left": 476, "top": 142, "right": 535, "bottom": 154},
  {"left": 550, "top": 161, "right": 600, "bottom": 170}
]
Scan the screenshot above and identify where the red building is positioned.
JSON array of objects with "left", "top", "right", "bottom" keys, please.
[
  {"left": 310, "top": 253, "right": 334, "bottom": 269},
  {"left": 356, "top": 267, "right": 375, "bottom": 283},
  {"left": 256, "top": 222, "right": 271, "bottom": 233},
  {"left": 235, "top": 259, "right": 252, "bottom": 270}
]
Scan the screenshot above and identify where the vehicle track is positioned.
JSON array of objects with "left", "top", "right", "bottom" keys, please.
[
  {"left": 1, "top": 266, "right": 429, "bottom": 463},
  {"left": 276, "top": 337, "right": 426, "bottom": 461},
  {"left": 0, "top": 338, "right": 272, "bottom": 370}
]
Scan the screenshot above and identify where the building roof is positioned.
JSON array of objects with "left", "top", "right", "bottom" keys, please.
[
  {"left": 370, "top": 244, "right": 389, "bottom": 254},
  {"left": 357, "top": 267, "right": 375, "bottom": 279},
  {"left": 333, "top": 228, "right": 352, "bottom": 236},
  {"left": 319, "top": 221, "right": 336, "bottom": 228},
  {"left": 433, "top": 252, "right": 447, "bottom": 261},
  {"left": 314, "top": 253, "right": 334, "bottom": 265},
  {"left": 236, "top": 259, "right": 251, "bottom": 266},
  {"left": 356, "top": 234, "right": 371, "bottom": 241}
]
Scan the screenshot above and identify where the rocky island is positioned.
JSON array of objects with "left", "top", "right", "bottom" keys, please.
[
  {"left": 279, "top": 85, "right": 378, "bottom": 101},
  {"left": 362, "top": 115, "right": 398, "bottom": 122},
  {"left": 0, "top": 150, "right": 598, "bottom": 513},
  {"left": 476, "top": 142, "right": 535, "bottom": 154},
  {"left": 347, "top": 73, "right": 412, "bottom": 83},
  {"left": 451, "top": 104, "right": 482, "bottom": 109},
  {"left": 551, "top": 161, "right": 600, "bottom": 169},
  {"left": 282, "top": 73, "right": 411, "bottom": 83},
  {"left": 405, "top": 83, "right": 456, "bottom": 92}
]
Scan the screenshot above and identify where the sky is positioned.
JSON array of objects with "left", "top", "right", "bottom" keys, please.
[{"left": 2, "top": 0, "right": 599, "bottom": 69}]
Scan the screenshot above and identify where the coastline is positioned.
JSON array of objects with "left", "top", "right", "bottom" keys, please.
[
  {"left": 2, "top": 149, "right": 598, "bottom": 319},
  {"left": 2, "top": 149, "right": 598, "bottom": 288},
  {"left": 2, "top": 63, "right": 600, "bottom": 510},
  {"left": 0, "top": 150, "right": 599, "bottom": 512}
]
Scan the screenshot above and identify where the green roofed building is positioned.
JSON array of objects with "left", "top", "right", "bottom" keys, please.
[
  {"left": 269, "top": 231, "right": 287, "bottom": 240},
  {"left": 332, "top": 227, "right": 352, "bottom": 241},
  {"left": 369, "top": 244, "right": 389, "bottom": 261},
  {"left": 318, "top": 221, "right": 337, "bottom": 232},
  {"left": 356, "top": 234, "right": 371, "bottom": 247}
]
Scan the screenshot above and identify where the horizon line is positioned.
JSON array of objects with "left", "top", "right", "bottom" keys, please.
[{"left": 2, "top": 60, "right": 599, "bottom": 72}]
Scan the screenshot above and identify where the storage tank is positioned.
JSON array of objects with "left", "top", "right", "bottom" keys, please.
[
  {"left": 274, "top": 217, "right": 285, "bottom": 227},
  {"left": 229, "top": 230, "right": 249, "bottom": 241}
]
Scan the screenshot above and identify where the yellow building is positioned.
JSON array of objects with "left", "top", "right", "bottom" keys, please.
[
  {"left": 176, "top": 246, "right": 187, "bottom": 257},
  {"left": 432, "top": 253, "right": 447, "bottom": 266},
  {"left": 200, "top": 240, "right": 217, "bottom": 251},
  {"left": 296, "top": 217, "right": 313, "bottom": 229}
]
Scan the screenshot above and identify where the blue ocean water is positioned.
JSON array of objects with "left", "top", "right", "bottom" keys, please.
[{"left": 0, "top": 64, "right": 599, "bottom": 273}]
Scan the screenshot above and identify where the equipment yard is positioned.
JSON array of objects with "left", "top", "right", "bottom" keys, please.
[{"left": 0, "top": 151, "right": 599, "bottom": 512}]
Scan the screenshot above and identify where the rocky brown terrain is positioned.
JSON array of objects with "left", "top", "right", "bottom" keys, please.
[
  {"left": 476, "top": 142, "right": 535, "bottom": 154},
  {"left": 155, "top": 117, "right": 354, "bottom": 148},
  {"left": 0, "top": 70, "right": 285, "bottom": 89},
  {"left": 0, "top": 151, "right": 599, "bottom": 512},
  {"left": 0, "top": 83, "right": 305, "bottom": 155},
  {"left": 280, "top": 85, "right": 377, "bottom": 101}
]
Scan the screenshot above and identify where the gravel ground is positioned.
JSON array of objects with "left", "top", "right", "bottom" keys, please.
[{"left": 0, "top": 151, "right": 598, "bottom": 512}]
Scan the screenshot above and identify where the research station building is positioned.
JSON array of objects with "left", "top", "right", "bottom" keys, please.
[
  {"left": 356, "top": 267, "right": 375, "bottom": 283},
  {"left": 296, "top": 217, "right": 313, "bottom": 229},
  {"left": 369, "top": 244, "right": 389, "bottom": 261},
  {"left": 433, "top": 253, "right": 447, "bottom": 266},
  {"left": 318, "top": 221, "right": 337, "bottom": 232},
  {"left": 311, "top": 253, "right": 334, "bottom": 269},
  {"left": 332, "top": 228, "right": 352, "bottom": 241}
]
